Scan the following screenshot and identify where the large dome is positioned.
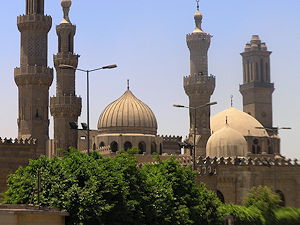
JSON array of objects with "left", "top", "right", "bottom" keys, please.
[
  {"left": 98, "top": 90, "right": 158, "bottom": 135},
  {"left": 207, "top": 124, "right": 248, "bottom": 158},
  {"left": 211, "top": 107, "right": 268, "bottom": 137}
]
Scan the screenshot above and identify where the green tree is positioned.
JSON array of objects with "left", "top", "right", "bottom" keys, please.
[
  {"left": 218, "top": 204, "right": 265, "bottom": 225},
  {"left": 3, "top": 149, "right": 222, "bottom": 225},
  {"left": 243, "top": 186, "right": 281, "bottom": 225}
]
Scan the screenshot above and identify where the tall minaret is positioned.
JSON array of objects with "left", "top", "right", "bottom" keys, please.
[
  {"left": 14, "top": 0, "right": 53, "bottom": 155},
  {"left": 50, "top": 0, "right": 82, "bottom": 152},
  {"left": 240, "top": 35, "right": 274, "bottom": 130},
  {"left": 184, "top": 3, "right": 215, "bottom": 157}
]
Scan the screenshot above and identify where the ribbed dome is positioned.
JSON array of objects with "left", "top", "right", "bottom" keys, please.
[
  {"left": 211, "top": 107, "right": 268, "bottom": 137},
  {"left": 207, "top": 124, "right": 248, "bottom": 158},
  {"left": 98, "top": 90, "right": 158, "bottom": 135}
]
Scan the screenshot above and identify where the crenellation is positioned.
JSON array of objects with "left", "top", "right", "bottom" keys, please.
[{"left": 17, "top": 14, "right": 52, "bottom": 32}]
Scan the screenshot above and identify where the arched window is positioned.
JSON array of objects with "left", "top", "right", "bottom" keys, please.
[
  {"left": 37, "top": 0, "right": 41, "bottom": 14},
  {"left": 110, "top": 141, "right": 118, "bottom": 153},
  {"left": 275, "top": 190, "right": 286, "bottom": 207},
  {"left": 151, "top": 142, "right": 157, "bottom": 154},
  {"left": 252, "top": 139, "right": 261, "bottom": 154},
  {"left": 159, "top": 144, "right": 163, "bottom": 155},
  {"left": 216, "top": 190, "right": 225, "bottom": 203},
  {"left": 99, "top": 142, "right": 105, "bottom": 148},
  {"left": 124, "top": 141, "right": 132, "bottom": 151},
  {"left": 92, "top": 143, "right": 96, "bottom": 150},
  {"left": 138, "top": 142, "right": 146, "bottom": 154},
  {"left": 268, "top": 146, "right": 273, "bottom": 154}
]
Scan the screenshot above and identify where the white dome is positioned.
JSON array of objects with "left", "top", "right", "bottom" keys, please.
[
  {"left": 211, "top": 107, "right": 268, "bottom": 137},
  {"left": 207, "top": 124, "right": 248, "bottom": 158}
]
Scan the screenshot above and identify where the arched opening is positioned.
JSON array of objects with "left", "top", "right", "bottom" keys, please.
[
  {"left": 138, "top": 142, "right": 146, "bottom": 154},
  {"left": 37, "top": 0, "right": 41, "bottom": 14},
  {"left": 68, "top": 33, "right": 72, "bottom": 53},
  {"left": 252, "top": 139, "right": 261, "bottom": 154},
  {"left": 159, "top": 144, "right": 163, "bottom": 155},
  {"left": 151, "top": 142, "right": 157, "bottom": 154},
  {"left": 110, "top": 141, "right": 118, "bottom": 153},
  {"left": 275, "top": 190, "right": 286, "bottom": 207},
  {"left": 124, "top": 141, "right": 132, "bottom": 151},
  {"left": 268, "top": 146, "right": 273, "bottom": 154},
  {"left": 92, "top": 143, "right": 96, "bottom": 150},
  {"left": 99, "top": 142, "right": 105, "bottom": 148},
  {"left": 216, "top": 190, "right": 225, "bottom": 203},
  {"left": 58, "top": 35, "right": 61, "bottom": 53}
]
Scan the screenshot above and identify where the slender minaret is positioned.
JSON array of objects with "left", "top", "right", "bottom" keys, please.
[
  {"left": 50, "top": 0, "right": 82, "bottom": 152},
  {"left": 184, "top": 3, "right": 215, "bottom": 157},
  {"left": 14, "top": 0, "right": 53, "bottom": 155},
  {"left": 240, "top": 35, "right": 274, "bottom": 130}
]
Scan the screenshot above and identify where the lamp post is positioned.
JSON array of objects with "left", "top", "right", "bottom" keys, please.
[
  {"left": 59, "top": 64, "right": 117, "bottom": 155},
  {"left": 173, "top": 101, "right": 217, "bottom": 170}
]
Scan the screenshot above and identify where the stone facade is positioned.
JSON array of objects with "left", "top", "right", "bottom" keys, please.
[
  {"left": 0, "top": 205, "right": 68, "bottom": 225},
  {"left": 0, "top": 138, "right": 37, "bottom": 194},
  {"left": 184, "top": 10, "right": 215, "bottom": 157},
  {"left": 196, "top": 157, "right": 300, "bottom": 207},
  {"left": 14, "top": 0, "right": 53, "bottom": 155},
  {"left": 50, "top": 1, "right": 82, "bottom": 151}
]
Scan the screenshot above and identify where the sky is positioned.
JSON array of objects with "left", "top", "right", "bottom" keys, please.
[{"left": 0, "top": 0, "right": 299, "bottom": 158}]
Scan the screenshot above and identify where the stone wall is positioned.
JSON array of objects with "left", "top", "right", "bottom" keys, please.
[
  {"left": 197, "top": 156, "right": 300, "bottom": 207},
  {"left": 0, "top": 205, "right": 68, "bottom": 225},
  {"left": 0, "top": 138, "right": 37, "bottom": 194}
]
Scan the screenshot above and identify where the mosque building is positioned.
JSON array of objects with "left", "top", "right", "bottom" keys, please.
[{"left": 0, "top": 0, "right": 299, "bottom": 207}]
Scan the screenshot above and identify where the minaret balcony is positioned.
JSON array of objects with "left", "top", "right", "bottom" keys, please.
[
  {"left": 50, "top": 96, "right": 82, "bottom": 118},
  {"left": 54, "top": 53, "right": 79, "bottom": 68},
  {"left": 14, "top": 65, "right": 53, "bottom": 86},
  {"left": 17, "top": 14, "right": 52, "bottom": 32}
]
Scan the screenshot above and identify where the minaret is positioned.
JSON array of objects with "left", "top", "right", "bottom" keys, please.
[
  {"left": 14, "top": 0, "right": 53, "bottom": 155},
  {"left": 184, "top": 4, "right": 215, "bottom": 157},
  {"left": 50, "top": 0, "right": 82, "bottom": 152},
  {"left": 240, "top": 35, "right": 274, "bottom": 130}
]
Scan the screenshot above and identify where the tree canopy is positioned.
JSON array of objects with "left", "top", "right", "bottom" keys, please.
[{"left": 3, "top": 149, "right": 222, "bottom": 225}]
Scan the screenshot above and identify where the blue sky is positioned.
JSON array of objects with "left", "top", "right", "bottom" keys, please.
[{"left": 0, "top": 0, "right": 299, "bottom": 158}]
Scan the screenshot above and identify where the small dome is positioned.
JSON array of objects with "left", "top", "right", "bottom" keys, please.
[
  {"left": 211, "top": 107, "right": 268, "bottom": 137},
  {"left": 193, "top": 10, "right": 204, "bottom": 33},
  {"left": 61, "top": 0, "right": 72, "bottom": 8},
  {"left": 207, "top": 124, "right": 248, "bottom": 158},
  {"left": 98, "top": 90, "right": 158, "bottom": 135}
]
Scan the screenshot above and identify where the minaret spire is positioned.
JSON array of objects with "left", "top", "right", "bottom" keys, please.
[
  {"left": 15, "top": 0, "right": 53, "bottom": 155},
  {"left": 184, "top": 3, "right": 215, "bottom": 157},
  {"left": 61, "top": 0, "right": 72, "bottom": 23},
  {"left": 50, "top": 0, "right": 82, "bottom": 153}
]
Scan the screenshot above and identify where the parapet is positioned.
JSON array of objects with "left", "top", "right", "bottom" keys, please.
[
  {"left": 159, "top": 135, "right": 182, "bottom": 142},
  {"left": 0, "top": 137, "right": 37, "bottom": 146}
]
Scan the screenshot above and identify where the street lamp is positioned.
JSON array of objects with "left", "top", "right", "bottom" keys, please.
[
  {"left": 59, "top": 64, "right": 117, "bottom": 155},
  {"left": 173, "top": 101, "right": 217, "bottom": 170}
]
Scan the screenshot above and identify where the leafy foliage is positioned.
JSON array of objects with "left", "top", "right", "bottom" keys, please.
[
  {"left": 274, "top": 207, "right": 300, "bottom": 225},
  {"left": 4, "top": 149, "right": 222, "bottom": 225},
  {"left": 218, "top": 204, "right": 265, "bottom": 225},
  {"left": 243, "top": 186, "right": 281, "bottom": 225}
]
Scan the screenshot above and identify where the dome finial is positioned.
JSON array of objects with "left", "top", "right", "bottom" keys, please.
[
  {"left": 193, "top": 0, "right": 203, "bottom": 33},
  {"left": 61, "top": 0, "right": 72, "bottom": 23},
  {"left": 230, "top": 95, "right": 234, "bottom": 107},
  {"left": 127, "top": 79, "right": 130, "bottom": 90}
]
